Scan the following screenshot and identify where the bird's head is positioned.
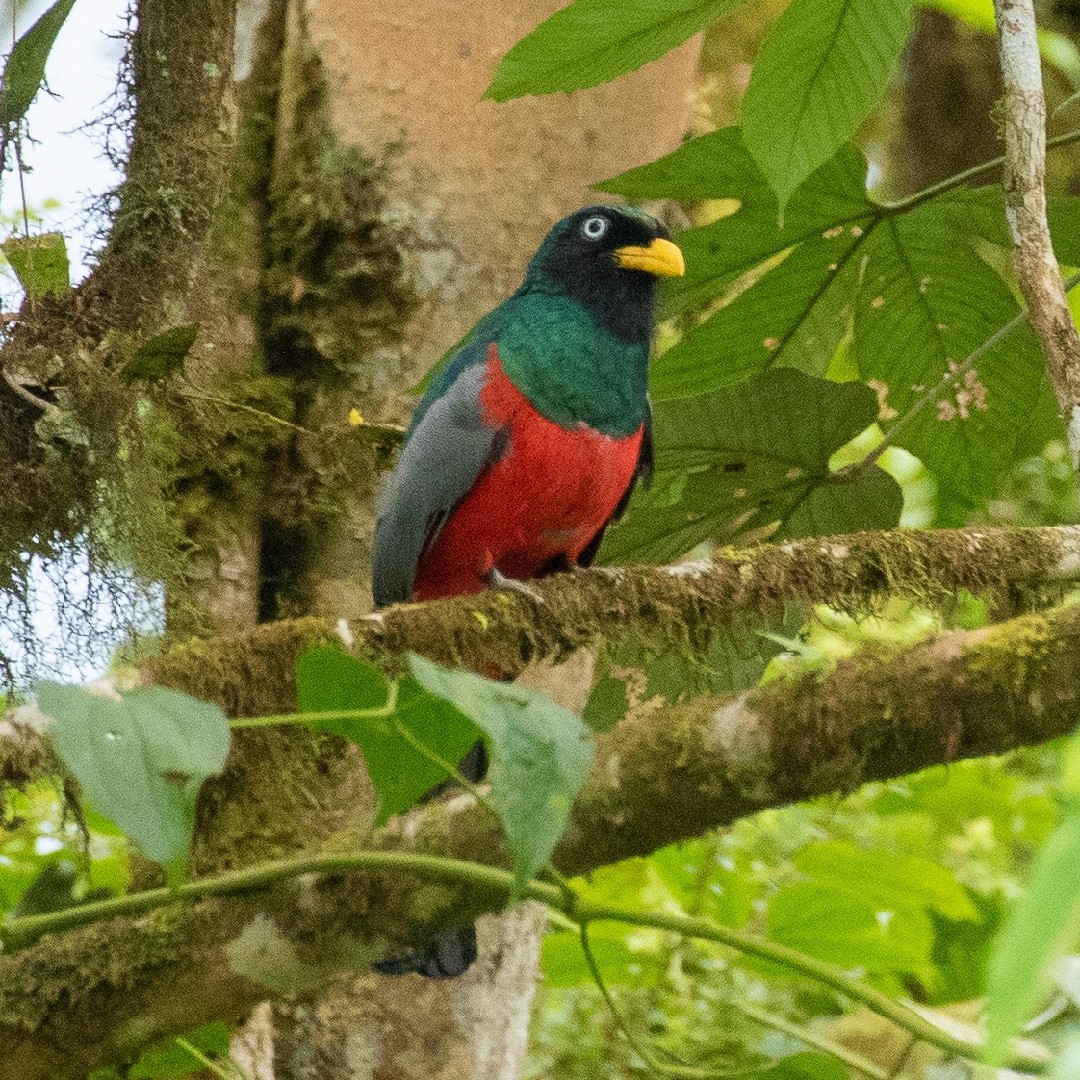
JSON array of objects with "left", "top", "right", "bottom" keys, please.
[{"left": 521, "top": 206, "right": 684, "bottom": 342}]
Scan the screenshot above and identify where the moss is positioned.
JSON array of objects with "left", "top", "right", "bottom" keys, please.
[{"left": 965, "top": 612, "right": 1060, "bottom": 694}]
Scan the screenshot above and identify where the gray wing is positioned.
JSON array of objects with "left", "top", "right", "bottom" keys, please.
[{"left": 373, "top": 362, "right": 505, "bottom": 606}]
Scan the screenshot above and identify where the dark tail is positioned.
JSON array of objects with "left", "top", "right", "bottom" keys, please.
[
  {"left": 374, "top": 924, "right": 478, "bottom": 979},
  {"left": 376, "top": 740, "right": 487, "bottom": 978}
]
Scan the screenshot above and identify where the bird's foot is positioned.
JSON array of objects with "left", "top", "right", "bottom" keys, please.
[{"left": 486, "top": 567, "right": 544, "bottom": 605}]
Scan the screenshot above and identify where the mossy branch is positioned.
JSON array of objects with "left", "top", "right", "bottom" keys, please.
[
  {"left": 3, "top": 593, "right": 1080, "bottom": 1075},
  {"left": 4, "top": 523, "right": 1080, "bottom": 789}
]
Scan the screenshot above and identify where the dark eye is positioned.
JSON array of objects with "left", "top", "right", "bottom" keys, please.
[{"left": 580, "top": 215, "right": 609, "bottom": 241}]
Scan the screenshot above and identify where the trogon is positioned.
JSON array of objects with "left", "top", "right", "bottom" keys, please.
[{"left": 372, "top": 205, "right": 684, "bottom": 977}]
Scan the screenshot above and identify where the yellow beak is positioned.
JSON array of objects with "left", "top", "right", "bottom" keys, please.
[{"left": 613, "top": 237, "right": 685, "bottom": 277}]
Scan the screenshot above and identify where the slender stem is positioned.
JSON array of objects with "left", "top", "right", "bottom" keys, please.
[
  {"left": 879, "top": 127, "right": 1080, "bottom": 214},
  {"left": 729, "top": 999, "right": 890, "bottom": 1080},
  {"left": 0, "top": 850, "right": 563, "bottom": 949},
  {"left": 579, "top": 921, "right": 742, "bottom": 1079},
  {"left": 0, "top": 848, "right": 1047, "bottom": 1074},
  {"left": 577, "top": 903, "right": 1045, "bottom": 1073},
  {"left": 176, "top": 389, "right": 310, "bottom": 434},
  {"left": 231, "top": 683, "right": 397, "bottom": 729}
]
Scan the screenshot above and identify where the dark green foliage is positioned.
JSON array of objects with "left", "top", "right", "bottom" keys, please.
[
  {"left": 120, "top": 325, "right": 198, "bottom": 385},
  {"left": 602, "top": 368, "right": 903, "bottom": 564},
  {"left": 598, "top": 129, "right": 1069, "bottom": 537},
  {"left": 0, "top": 0, "right": 77, "bottom": 126}
]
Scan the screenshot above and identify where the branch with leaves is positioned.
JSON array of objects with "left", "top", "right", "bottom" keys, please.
[{"left": 4, "top": 593, "right": 1080, "bottom": 1077}]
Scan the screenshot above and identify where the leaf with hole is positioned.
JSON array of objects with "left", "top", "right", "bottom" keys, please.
[
  {"left": 0, "top": 0, "right": 78, "bottom": 124},
  {"left": 486, "top": 0, "right": 744, "bottom": 101},
  {"left": 2, "top": 231, "right": 69, "bottom": 299},
  {"left": 850, "top": 208, "right": 1061, "bottom": 521},
  {"left": 295, "top": 647, "right": 479, "bottom": 825},
  {"left": 35, "top": 682, "right": 229, "bottom": 868},
  {"left": 409, "top": 654, "right": 594, "bottom": 897}
]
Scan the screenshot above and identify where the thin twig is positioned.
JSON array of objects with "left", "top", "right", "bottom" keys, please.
[{"left": 579, "top": 920, "right": 744, "bottom": 1079}]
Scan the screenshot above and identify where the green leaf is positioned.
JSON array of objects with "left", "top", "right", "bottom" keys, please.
[
  {"left": 35, "top": 682, "right": 229, "bottom": 866},
  {"left": 0, "top": 0, "right": 78, "bottom": 124},
  {"left": 294, "top": 647, "right": 478, "bottom": 826},
  {"left": 120, "top": 325, "right": 198, "bottom": 384},
  {"left": 985, "top": 814, "right": 1080, "bottom": 1063},
  {"left": 2, "top": 231, "right": 69, "bottom": 299},
  {"left": 601, "top": 368, "right": 903, "bottom": 565},
  {"left": 128, "top": 1022, "right": 230, "bottom": 1079},
  {"left": 851, "top": 210, "right": 1060, "bottom": 519},
  {"left": 794, "top": 841, "right": 980, "bottom": 922},
  {"left": 650, "top": 227, "right": 870, "bottom": 396},
  {"left": 764, "top": 1053, "right": 850, "bottom": 1080},
  {"left": 598, "top": 132, "right": 873, "bottom": 323},
  {"left": 486, "top": 0, "right": 742, "bottom": 101},
  {"left": 409, "top": 655, "right": 594, "bottom": 896},
  {"left": 742, "top": 0, "right": 914, "bottom": 209},
  {"left": 769, "top": 880, "right": 937, "bottom": 984}
]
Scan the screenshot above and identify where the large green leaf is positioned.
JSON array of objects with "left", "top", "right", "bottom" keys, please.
[
  {"left": 0, "top": 0, "right": 78, "bottom": 125},
  {"left": 985, "top": 814, "right": 1080, "bottom": 1062},
  {"left": 851, "top": 211, "right": 1059, "bottom": 520},
  {"left": 769, "top": 882, "right": 937, "bottom": 984},
  {"left": 601, "top": 368, "right": 903, "bottom": 565},
  {"left": 409, "top": 655, "right": 594, "bottom": 897},
  {"left": 295, "top": 647, "right": 478, "bottom": 826},
  {"left": 36, "top": 682, "right": 229, "bottom": 867},
  {"left": 742, "top": 0, "right": 914, "bottom": 209},
  {"left": 651, "top": 229, "right": 869, "bottom": 396},
  {"left": 486, "top": 0, "right": 743, "bottom": 101},
  {"left": 795, "top": 841, "right": 980, "bottom": 922}
]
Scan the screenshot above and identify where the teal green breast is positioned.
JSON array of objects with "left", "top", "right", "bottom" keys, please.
[{"left": 491, "top": 294, "right": 649, "bottom": 438}]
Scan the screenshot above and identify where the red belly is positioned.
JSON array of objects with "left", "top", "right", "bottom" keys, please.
[{"left": 414, "top": 352, "right": 642, "bottom": 601}]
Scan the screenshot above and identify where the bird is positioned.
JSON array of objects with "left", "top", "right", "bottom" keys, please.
[{"left": 371, "top": 205, "right": 684, "bottom": 977}]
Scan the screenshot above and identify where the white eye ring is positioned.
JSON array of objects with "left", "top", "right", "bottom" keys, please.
[{"left": 580, "top": 215, "right": 609, "bottom": 240}]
